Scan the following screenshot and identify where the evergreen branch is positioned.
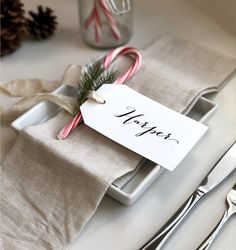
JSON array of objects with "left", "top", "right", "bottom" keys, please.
[{"left": 75, "top": 60, "right": 119, "bottom": 113}]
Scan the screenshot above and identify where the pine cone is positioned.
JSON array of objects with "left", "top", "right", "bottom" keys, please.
[
  {"left": 0, "top": 0, "right": 25, "bottom": 57},
  {"left": 26, "top": 6, "right": 57, "bottom": 40}
]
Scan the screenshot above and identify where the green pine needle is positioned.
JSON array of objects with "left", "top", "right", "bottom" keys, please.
[{"left": 75, "top": 60, "right": 119, "bottom": 113}]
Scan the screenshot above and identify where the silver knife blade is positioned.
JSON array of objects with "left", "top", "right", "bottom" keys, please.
[{"left": 198, "top": 142, "right": 236, "bottom": 194}]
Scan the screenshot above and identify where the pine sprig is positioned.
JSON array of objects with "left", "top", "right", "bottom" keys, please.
[{"left": 76, "top": 60, "right": 119, "bottom": 111}]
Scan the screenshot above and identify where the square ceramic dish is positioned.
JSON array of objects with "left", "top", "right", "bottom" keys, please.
[{"left": 11, "top": 83, "right": 217, "bottom": 205}]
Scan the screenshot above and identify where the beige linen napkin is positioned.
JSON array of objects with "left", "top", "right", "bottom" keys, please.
[{"left": 1, "top": 34, "right": 236, "bottom": 250}]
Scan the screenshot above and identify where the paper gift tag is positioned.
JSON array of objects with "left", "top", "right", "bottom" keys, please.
[{"left": 80, "top": 84, "right": 208, "bottom": 171}]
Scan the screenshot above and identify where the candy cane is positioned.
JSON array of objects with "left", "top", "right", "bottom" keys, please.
[
  {"left": 98, "top": 0, "right": 121, "bottom": 40},
  {"left": 84, "top": 6, "right": 96, "bottom": 29},
  {"left": 103, "top": 47, "right": 142, "bottom": 84},
  {"left": 84, "top": 0, "right": 121, "bottom": 42},
  {"left": 94, "top": 3, "right": 102, "bottom": 42},
  {"left": 57, "top": 47, "right": 142, "bottom": 140},
  {"left": 57, "top": 112, "right": 83, "bottom": 140},
  {"left": 84, "top": 3, "right": 102, "bottom": 42}
]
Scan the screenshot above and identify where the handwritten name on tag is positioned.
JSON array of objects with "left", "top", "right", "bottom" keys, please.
[{"left": 80, "top": 85, "right": 208, "bottom": 171}]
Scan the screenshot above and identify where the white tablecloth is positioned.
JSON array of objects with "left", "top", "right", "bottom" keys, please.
[{"left": 1, "top": 0, "right": 236, "bottom": 249}]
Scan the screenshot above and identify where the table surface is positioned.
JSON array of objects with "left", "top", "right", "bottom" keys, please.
[{"left": 1, "top": 0, "right": 236, "bottom": 250}]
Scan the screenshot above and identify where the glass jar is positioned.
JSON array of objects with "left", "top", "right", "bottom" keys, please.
[{"left": 78, "top": 0, "right": 133, "bottom": 49}]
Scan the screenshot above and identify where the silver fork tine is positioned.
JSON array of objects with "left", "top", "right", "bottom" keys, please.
[{"left": 197, "top": 184, "right": 236, "bottom": 250}]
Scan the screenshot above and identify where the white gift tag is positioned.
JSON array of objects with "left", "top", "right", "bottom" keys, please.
[{"left": 80, "top": 84, "right": 208, "bottom": 171}]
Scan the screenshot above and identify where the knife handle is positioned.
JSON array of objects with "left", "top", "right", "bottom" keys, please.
[
  {"left": 139, "top": 189, "right": 205, "bottom": 250},
  {"left": 197, "top": 209, "right": 232, "bottom": 250}
]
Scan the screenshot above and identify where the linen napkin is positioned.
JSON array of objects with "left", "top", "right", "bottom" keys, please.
[{"left": 1, "top": 34, "right": 236, "bottom": 250}]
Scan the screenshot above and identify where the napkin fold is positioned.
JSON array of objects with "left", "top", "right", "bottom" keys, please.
[
  {"left": 1, "top": 112, "right": 141, "bottom": 250},
  {"left": 1, "top": 34, "right": 236, "bottom": 250},
  {"left": 128, "top": 34, "right": 236, "bottom": 113}
]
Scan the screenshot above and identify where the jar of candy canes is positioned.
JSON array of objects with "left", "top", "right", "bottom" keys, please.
[{"left": 78, "top": 0, "right": 133, "bottom": 49}]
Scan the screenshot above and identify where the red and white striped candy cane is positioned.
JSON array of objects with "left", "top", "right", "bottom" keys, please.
[
  {"left": 84, "top": 3, "right": 102, "bottom": 42},
  {"left": 94, "top": 4, "right": 102, "bottom": 42},
  {"left": 98, "top": 0, "right": 121, "bottom": 40},
  {"left": 84, "top": 0, "right": 121, "bottom": 42},
  {"left": 57, "top": 47, "right": 142, "bottom": 140},
  {"left": 103, "top": 47, "right": 142, "bottom": 84}
]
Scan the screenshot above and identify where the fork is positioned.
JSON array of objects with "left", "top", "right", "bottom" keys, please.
[{"left": 197, "top": 183, "right": 236, "bottom": 250}]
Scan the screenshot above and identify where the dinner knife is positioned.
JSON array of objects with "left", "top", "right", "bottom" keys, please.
[{"left": 139, "top": 142, "right": 236, "bottom": 250}]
